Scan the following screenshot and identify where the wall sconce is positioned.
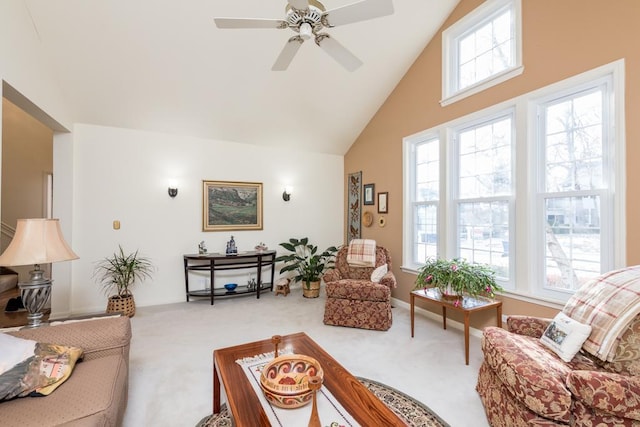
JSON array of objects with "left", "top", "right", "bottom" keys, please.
[
  {"left": 168, "top": 187, "right": 178, "bottom": 198},
  {"left": 282, "top": 186, "right": 292, "bottom": 202}
]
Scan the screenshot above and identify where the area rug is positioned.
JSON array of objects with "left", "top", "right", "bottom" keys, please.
[{"left": 195, "top": 377, "right": 449, "bottom": 427}]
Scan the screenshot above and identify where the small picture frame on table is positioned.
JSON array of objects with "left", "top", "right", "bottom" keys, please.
[
  {"left": 363, "top": 183, "right": 375, "bottom": 205},
  {"left": 377, "top": 192, "right": 388, "bottom": 214}
]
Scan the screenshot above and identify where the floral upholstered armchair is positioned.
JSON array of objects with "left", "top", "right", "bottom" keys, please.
[
  {"left": 477, "top": 266, "right": 640, "bottom": 427},
  {"left": 322, "top": 245, "right": 396, "bottom": 331}
]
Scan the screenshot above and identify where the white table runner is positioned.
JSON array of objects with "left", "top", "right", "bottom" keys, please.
[{"left": 236, "top": 348, "right": 360, "bottom": 427}]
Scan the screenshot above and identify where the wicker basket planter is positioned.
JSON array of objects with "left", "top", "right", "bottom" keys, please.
[
  {"left": 302, "top": 281, "right": 321, "bottom": 298},
  {"left": 106, "top": 293, "right": 136, "bottom": 317}
]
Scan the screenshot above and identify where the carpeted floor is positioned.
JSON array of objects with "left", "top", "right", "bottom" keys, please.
[{"left": 196, "top": 377, "right": 449, "bottom": 427}]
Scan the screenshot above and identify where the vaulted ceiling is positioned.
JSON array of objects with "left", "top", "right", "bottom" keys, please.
[{"left": 24, "top": 0, "right": 459, "bottom": 155}]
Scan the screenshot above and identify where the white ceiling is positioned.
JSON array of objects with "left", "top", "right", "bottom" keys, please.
[{"left": 24, "top": 0, "right": 458, "bottom": 155}]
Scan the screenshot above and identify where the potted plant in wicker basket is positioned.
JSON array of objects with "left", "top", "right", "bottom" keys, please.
[
  {"left": 93, "top": 246, "right": 154, "bottom": 317},
  {"left": 275, "top": 238, "right": 338, "bottom": 298},
  {"left": 413, "top": 257, "right": 502, "bottom": 302}
]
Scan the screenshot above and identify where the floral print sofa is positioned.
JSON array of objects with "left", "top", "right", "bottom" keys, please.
[
  {"left": 322, "top": 245, "right": 396, "bottom": 331},
  {"left": 477, "top": 313, "right": 640, "bottom": 426}
]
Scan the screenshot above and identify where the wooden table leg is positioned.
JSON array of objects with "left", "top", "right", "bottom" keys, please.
[
  {"left": 497, "top": 303, "right": 503, "bottom": 328},
  {"left": 410, "top": 293, "right": 415, "bottom": 337},
  {"left": 213, "top": 358, "right": 221, "bottom": 413},
  {"left": 464, "top": 311, "right": 470, "bottom": 365},
  {"left": 442, "top": 306, "right": 447, "bottom": 330}
]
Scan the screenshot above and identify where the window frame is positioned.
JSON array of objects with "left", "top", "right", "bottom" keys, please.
[
  {"left": 441, "top": 0, "right": 523, "bottom": 107},
  {"left": 451, "top": 109, "right": 516, "bottom": 285},
  {"left": 531, "top": 76, "right": 617, "bottom": 301},
  {"left": 403, "top": 60, "right": 626, "bottom": 306},
  {"left": 405, "top": 133, "right": 442, "bottom": 265}
]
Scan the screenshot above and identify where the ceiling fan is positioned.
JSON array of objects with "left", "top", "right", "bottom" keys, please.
[{"left": 214, "top": 0, "right": 394, "bottom": 72}]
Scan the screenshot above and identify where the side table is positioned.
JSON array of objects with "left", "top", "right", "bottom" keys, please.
[{"left": 410, "top": 288, "right": 502, "bottom": 365}]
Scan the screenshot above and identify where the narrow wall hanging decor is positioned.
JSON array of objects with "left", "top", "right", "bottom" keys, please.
[{"left": 347, "top": 171, "right": 362, "bottom": 242}]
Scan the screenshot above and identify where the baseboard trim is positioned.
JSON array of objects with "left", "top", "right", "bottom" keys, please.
[{"left": 391, "top": 297, "right": 484, "bottom": 339}]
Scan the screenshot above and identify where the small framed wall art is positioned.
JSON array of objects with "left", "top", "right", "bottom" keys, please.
[
  {"left": 203, "top": 180, "right": 263, "bottom": 231},
  {"left": 363, "top": 183, "right": 375, "bottom": 205},
  {"left": 378, "top": 192, "right": 388, "bottom": 214}
]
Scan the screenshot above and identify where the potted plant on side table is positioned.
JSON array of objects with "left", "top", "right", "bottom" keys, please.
[
  {"left": 93, "top": 245, "right": 154, "bottom": 317},
  {"left": 413, "top": 257, "right": 502, "bottom": 304},
  {"left": 275, "top": 238, "right": 338, "bottom": 298}
]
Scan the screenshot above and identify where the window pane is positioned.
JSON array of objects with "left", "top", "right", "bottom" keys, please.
[
  {"left": 459, "top": 61, "right": 476, "bottom": 90},
  {"left": 458, "top": 116, "right": 512, "bottom": 198},
  {"left": 415, "top": 203, "right": 438, "bottom": 262},
  {"left": 459, "top": 33, "right": 475, "bottom": 64},
  {"left": 458, "top": 201, "right": 510, "bottom": 279},
  {"left": 492, "top": 40, "right": 512, "bottom": 72},
  {"left": 475, "top": 22, "right": 493, "bottom": 55},
  {"left": 415, "top": 139, "right": 439, "bottom": 201},
  {"left": 493, "top": 11, "right": 511, "bottom": 44},
  {"left": 544, "top": 196, "right": 601, "bottom": 291},
  {"left": 545, "top": 89, "right": 604, "bottom": 192}
]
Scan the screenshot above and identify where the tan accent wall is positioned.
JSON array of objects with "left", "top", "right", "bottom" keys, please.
[
  {"left": 345, "top": 0, "right": 640, "bottom": 327},
  {"left": 1, "top": 97, "right": 53, "bottom": 280}
]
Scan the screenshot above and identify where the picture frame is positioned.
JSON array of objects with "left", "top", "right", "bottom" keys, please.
[
  {"left": 363, "top": 183, "right": 375, "bottom": 205},
  {"left": 377, "top": 192, "right": 388, "bottom": 214},
  {"left": 203, "top": 180, "right": 263, "bottom": 231}
]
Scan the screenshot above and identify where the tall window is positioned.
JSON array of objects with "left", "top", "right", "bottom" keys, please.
[
  {"left": 536, "top": 80, "right": 613, "bottom": 295},
  {"left": 442, "top": 0, "right": 522, "bottom": 105},
  {"left": 454, "top": 113, "right": 513, "bottom": 280},
  {"left": 412, "top": 136, "right": 439, "bottom": 264}
]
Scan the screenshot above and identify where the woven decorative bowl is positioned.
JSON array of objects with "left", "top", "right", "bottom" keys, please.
[{"left": 259, "top": 354, "right": 323, "bottom": 409}]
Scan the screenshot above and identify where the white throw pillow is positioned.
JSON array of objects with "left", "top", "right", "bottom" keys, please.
[
  {"left": 540, "top": 312, "right": 592, "bottom": 362},
  {"left": 370, "top": 264, "right": 388, "bottom": 283},
  {"left": 0, "top": 333, "right": 37, "bottom": 375}
]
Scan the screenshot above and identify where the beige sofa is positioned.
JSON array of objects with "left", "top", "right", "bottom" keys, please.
[{"left": 1, "top": 316, "right": 131, "bottom": 427}]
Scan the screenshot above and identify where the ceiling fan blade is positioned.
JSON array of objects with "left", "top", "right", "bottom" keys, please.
[
  {"left": 287, "top": 0, "right": 310, "bottom": 10},
  {"left": 272, "top": 37, "right": 304, "bottom": 71},
  {"left": 214, "top": 18, "right": 287, "bottom": 29},
  {"left": 316, "top": 35, "right": 363, "bottom": 72},
  {"left": 323, "top": 0, "right": 394, "bottom": 27}
]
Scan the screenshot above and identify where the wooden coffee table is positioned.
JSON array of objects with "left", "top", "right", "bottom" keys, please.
[{"left": 213, "top": 332, "right": 405, "bottom": 426}]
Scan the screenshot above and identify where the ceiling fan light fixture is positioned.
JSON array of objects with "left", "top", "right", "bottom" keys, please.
[
  {"left": 299, "top": 22, "right": 312, "bottom": 40},
  {"left": 214, "top": 0, "right": 394, "bottom": 71}
]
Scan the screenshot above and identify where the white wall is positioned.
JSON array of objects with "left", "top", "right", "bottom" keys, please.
[
  {"left": 0, "top": 2, "right": 345, "bottom": 317},
  {"left": 67, "top": 124, "right": 344, "bottom": 315},
  {"left": 0, "top": 1, "right": 72, "bottom": 130},
  {"left": 0, "top": 0, "right": 76, "bottom": 316}
]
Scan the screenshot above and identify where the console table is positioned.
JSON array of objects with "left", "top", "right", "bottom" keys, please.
[{"left": 183, "top": 251, "right": 276, "bottom": 305}]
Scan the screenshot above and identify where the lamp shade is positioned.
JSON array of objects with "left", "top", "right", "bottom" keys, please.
[{"left": 0, "top": 219, "right": 79, "bottom": 266}]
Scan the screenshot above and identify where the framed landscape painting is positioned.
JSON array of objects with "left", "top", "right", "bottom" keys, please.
[{"left": 203, "top": 180, "right": 263, "bottom": 231}]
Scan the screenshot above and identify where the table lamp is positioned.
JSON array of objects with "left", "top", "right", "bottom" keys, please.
[{"left": 0, "top": 218, "right": 78, "bottom": 328}]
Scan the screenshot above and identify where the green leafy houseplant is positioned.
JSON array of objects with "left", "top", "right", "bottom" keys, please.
[
  {"left": 274, "top": 238, "right": 338, "bottom": 289},
  {"left": 94, "top": 246, "right": 154, "bottom": 298},
  {"left": 413, "top": 257, "right": 502, "bottom": 299}
]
